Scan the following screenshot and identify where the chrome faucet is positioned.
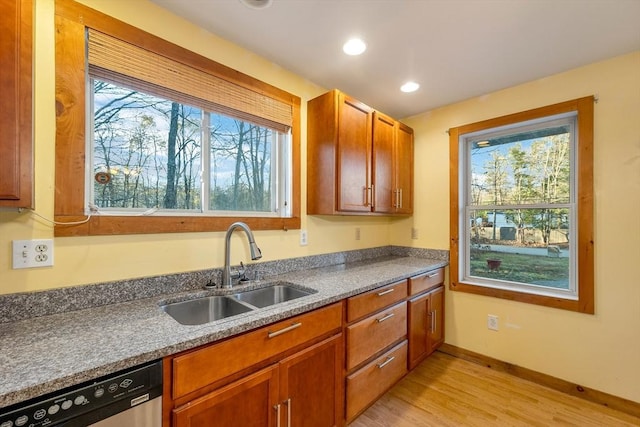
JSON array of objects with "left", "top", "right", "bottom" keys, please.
[{"left": 222, "top": 222, "right": 262, "bottom": 288}]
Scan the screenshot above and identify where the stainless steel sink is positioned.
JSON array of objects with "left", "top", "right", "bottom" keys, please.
[
  {"left": 232, "top": 283, "right": 315, "bottom": 308},
  {"left": 161, "top": 283, "right": 316, "bottom": 325},
  {"left": 161, "top": 296, "right": 253, "bottom": 325}
]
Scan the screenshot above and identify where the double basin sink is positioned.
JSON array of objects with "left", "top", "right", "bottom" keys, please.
[{"left": 161, "top": 282, "right": 315, "bottom": 325}]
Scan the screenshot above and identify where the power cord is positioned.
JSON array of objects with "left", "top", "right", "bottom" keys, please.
[{"left": 20, "top": 208, "right": 93, "bottom": 226}]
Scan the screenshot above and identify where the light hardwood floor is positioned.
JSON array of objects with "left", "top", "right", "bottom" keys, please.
[{"left": 350, "top": 352, "right": 640, "bottom": 427}]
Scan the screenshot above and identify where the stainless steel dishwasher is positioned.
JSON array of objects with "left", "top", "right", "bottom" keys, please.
[{"left": 0, "top": 360, "right": 162, "bottom": 427}]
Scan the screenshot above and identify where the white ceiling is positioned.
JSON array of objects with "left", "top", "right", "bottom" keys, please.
[{"left": 148, "top": 0, "right": 640, "bottom": 118}]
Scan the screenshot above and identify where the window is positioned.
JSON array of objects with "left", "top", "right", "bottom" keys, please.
[
  {"left": 54, "top": 0, "right": 300, "bottom": 236},
  {"left": 90, "top": 80, "right": 291, "bottom": 217},
  {"left": 449, "top": 97, "right": 594, "bottom": 313}
]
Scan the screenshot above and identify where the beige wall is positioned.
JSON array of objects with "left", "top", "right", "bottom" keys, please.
[
  {"left": 393, "top": 52, "right": 640, "bottom": 403},
  {"left": 1, "top": 0, "right": 638, "bottom": 405},
  {"left": 0, "top": 0, "right": 391, "bottom": 294}
]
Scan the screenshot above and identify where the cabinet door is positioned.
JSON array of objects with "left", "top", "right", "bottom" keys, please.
[
  {"left": 394, "top": 123, "right": 413, "bottom": 214},
  {"left": 337, "top": 93, "right": 373, "bottom": 212},
  {"left": 407, "top": 292, "right": 429, "bottom": 370},
  {"left": 372, "top": 112, "right": 395, "bottom": 213},
  {"left": 278, "top": 334, "right": 344, "bottom": 427},
  {"left": 427, "top": 286, "right": 445, "bottom": 355},
  {"left": 0, "top": 0, "right": 33, "bottom": 207},
  {"left": 173, "top": 365, "right": 279, "bottom": 427}
]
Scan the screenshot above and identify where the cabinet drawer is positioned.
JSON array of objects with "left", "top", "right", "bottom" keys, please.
[
  {"left": 172, "top": 302, "right": 342, "bottom": 399},
  {"left": 346, "top": 301, "right": 407, "bottom": 370},
  {"left": 346, "top": 340, "right": 408, "bottom": 421},
  {"left": 347, "top": 280, "right": 407, "bottom": 322},
  {"left": 408, "top": 268, "right": 444, "bottom": 295}
]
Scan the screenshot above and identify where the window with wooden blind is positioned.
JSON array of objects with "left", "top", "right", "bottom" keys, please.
[{"left": 54, "top": 0, "right": 301, "bottom": 236}]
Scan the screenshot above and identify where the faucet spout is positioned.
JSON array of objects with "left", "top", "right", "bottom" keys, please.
[{"left": 222, "top": 222, "right": 262, "bottom": 288}]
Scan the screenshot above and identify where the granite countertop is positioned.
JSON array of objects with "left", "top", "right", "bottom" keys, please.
[{"left": 0, "top": 255, "right": 446, "bottom": 409}]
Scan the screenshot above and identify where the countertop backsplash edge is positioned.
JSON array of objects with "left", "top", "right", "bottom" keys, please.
[{"left": 0, "top": 245, "right": 448, "bottom": 323}]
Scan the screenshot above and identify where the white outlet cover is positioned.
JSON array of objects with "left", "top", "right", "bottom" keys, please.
[
  {"left": 487, "top": 314, "right": 499, "bottom": 331},
  {"left": 299, "top": 229, "right": 308, "bottom": 246},
  {"left": 12, "top": 239, "right": 54, "bottom": 269}
]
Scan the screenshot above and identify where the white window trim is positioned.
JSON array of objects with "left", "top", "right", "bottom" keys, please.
[{"left": 457, "top": 112, "right": 578, "bottom": 300}]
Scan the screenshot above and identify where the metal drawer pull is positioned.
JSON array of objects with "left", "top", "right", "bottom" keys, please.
[
  {"left": 377, "top": 288, "right": 395, "bottom": 296},
  {"left": 274, "top": 404, "right": 281, "bottom": 427},
  {"left": 268, "top": 322, "right": 302, "bottom": 338},
  {"left": 427, "top": 272, "right": 439, "bottom": 278},
  {"left": 371, "top": 184, "right": 375, "bottom": 208},
  {"left": 376, "top": 312, "right": 395, "bottom": 323},
  {"left": 431, "top": 310, "right": 436, "bottom": 333},
  {"left": 377, "top": 356, "right": 395, "bottom": 369},
  {"left": 285, "top": 398, "right": 291, "bottom": 427}
]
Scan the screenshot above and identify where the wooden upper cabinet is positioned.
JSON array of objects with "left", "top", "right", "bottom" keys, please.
[
  {"left": 372, "top": 112, "right": 414, "bottom": 214},
  {"left": 395, "top": 122, "right": 414, "bottom": 214},
  {"left": 337, "top": 94, "right": 373, "bottom": 212},
  {"left": 0, "top": 0, "right": 33, "bottom": 208},
  {"left": 307, "top": 89, "right": 413, "bottom": 216},
  {"left": 372, "top": 112, "right": 395, "bottom": 213}
]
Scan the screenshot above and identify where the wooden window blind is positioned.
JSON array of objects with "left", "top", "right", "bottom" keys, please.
[{"left": 87, "top": 28, "right": 292, "bottom": 132}]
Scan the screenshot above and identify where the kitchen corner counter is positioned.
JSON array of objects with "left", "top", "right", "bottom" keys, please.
[{"left": 0, "top": 255, "right": 447, "bottom": 409}]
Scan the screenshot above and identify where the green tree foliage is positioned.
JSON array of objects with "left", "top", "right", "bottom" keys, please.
[{"left": 472, "top": 132, "right": 570, "bottom": 245}]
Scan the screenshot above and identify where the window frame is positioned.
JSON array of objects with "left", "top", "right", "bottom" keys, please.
[
  {"left": 449, "top": 97, "right": 594, "bottom": 313},
  {"left": 54, "top": 0, "right": 301, "bottom": 236}
]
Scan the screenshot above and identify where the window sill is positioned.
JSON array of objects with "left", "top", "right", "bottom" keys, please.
[
  {"left": 54, "top": 215, "right": 300, "bottom": 237},
  {"left": 449, "top": 280, "right": 594, "bottom": 314}
]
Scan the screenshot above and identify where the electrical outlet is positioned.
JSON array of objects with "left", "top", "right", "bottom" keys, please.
[
  {"left": 355, "top": 227, "right": 361, "bottom": 240},
  {"left": 12, "top": 239, "right": 54, "bottom": 269},
  {"left": 411, "top": 227, "right": 419, "bottom": 240},
  {"left": 299, "top": 229, "right": 308, "bottom": 246},
  {"left": 487, "top": 314, "right": 499, "bottom": 331}
]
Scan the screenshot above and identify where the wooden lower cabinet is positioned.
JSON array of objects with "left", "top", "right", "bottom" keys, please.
[
  {"left": 408, "top": 285, "right": 445, "bottom": 370},
  {"left": 171, "top": 333, "right": 343, "bottom": 427},
  {"left": 173, "top": 364, "right": 279, "bottom": 427},
  {"left": 346, "top": 341, "right": 408, "bottom": 421},
  {"left": 278, "top": 335, "right": 344, "bottom": 427},
  {"left": 344, "top": 281, "right": 408, "bottom": 423},
  {"left": 166, "top": 271, "right": 448, "bottom": 426},
  {"left": 165, "top": 303, "right": 344, "bottom": 427}
]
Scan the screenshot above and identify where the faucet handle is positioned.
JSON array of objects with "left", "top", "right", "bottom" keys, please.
[{"left": 238, "top": 261, "right": 248, "bottom": 281}]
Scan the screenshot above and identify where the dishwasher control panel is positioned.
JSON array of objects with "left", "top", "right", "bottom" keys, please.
[{"left": 0, "top": 360, "right": 162, "bottom": 427}]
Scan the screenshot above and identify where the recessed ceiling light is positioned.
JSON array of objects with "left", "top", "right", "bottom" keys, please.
[
  {"left": 343, "top": 38, "right": 367, "bottom": 56},
  {"left": 239, "top": 0, "right": 273, "bottom": 9},
  {"left": 400, "top": 81, "right": 420, "bottom": 93}
]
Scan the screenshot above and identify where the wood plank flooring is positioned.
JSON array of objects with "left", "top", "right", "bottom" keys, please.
[{"left": 350, "top": 352, "right": 640, "bottom": 427}]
